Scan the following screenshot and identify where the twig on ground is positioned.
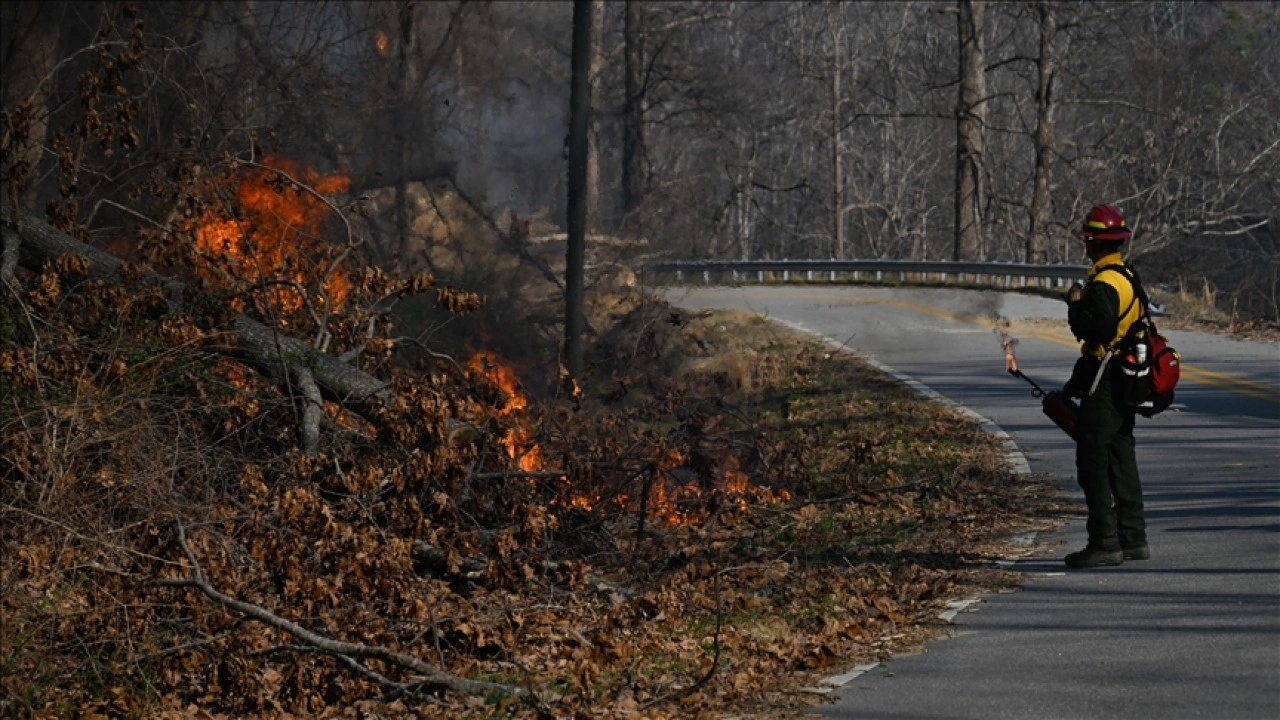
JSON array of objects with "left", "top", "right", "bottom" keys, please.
[
  {"left": 162, "top": 523, "right": 537, "bottom": 705},
  {"left": 250, "top": 644, "right": 447, "bottom": 707}
]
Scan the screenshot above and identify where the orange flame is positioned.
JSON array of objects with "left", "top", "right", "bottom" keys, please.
[
  {"left": 641, "top": 449, "right": 791, "bottom": 526},
  {"left": 468, "top": 351, "right": 542, "bottom": 472},
  {"left": 190, "top": 154, "right": 352, "bottom": 320},
  {"left": 564, "top": 493, "right": 594, "bottom": 511},
  {"left": 213, "top": 357, "right": 253, "bottom": 389},
  {"left": 503, "top": 424, "right": 544, "bottom": 473},
  {"left": 464, "top": 353, "right": 793, "bottom": 524},
  {"left": 374, "top": 30, "right": 390, "bottom": 57},
  {"left": 468, "top": 351, "right": 527, "bottom": 416}
]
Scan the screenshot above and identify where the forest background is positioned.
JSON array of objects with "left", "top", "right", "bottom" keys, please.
[{"left": 4, "top": 1, "right": 1277, "bottom": 321}]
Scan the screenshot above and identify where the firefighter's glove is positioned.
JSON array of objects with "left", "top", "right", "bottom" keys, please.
[
  {"left": 1066, "top": 283, "right": 1084, "bottom": 304},
  {"left": 1062, "top": 356, "right": 1092, "bottom": 399}
]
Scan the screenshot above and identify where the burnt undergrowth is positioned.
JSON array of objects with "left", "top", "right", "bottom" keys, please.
[{"left": 2, "top": 250, "right": 1070, "bottom": 718}]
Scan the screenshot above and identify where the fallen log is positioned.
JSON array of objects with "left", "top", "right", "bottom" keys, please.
[
  {"left": 3, "top": 210, "right": 391, "bottom": 408},
  {"left": 3, "top": 209, "right": 184, "bottom": 304}
]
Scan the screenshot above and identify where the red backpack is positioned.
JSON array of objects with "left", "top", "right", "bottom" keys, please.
[{"left": 1104, "top": 264, "right": 1180, "bottom": 417}]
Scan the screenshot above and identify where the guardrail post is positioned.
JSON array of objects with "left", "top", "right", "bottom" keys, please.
[
  {"left": 783, "top": 270, "right": 790, "bottom": 281},
  {"left": 676, "top": 270, "right": 684, "bottom": 283},
  {"left": 703, "top": 270, "right": 710, "bottom": 284}
]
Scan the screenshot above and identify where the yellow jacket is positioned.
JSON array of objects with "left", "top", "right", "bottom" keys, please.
[{"left": 1070, "top": 252, "right": 1142, "bottom": 358}]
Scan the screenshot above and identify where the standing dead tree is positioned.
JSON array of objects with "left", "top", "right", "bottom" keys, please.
[{"left": 954, "top": 0, "right": 988, "bottom": 261}]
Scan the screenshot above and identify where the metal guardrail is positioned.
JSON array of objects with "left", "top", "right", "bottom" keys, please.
[{"left": 643, "top": 259, "right": 1090, "bottom": 290}]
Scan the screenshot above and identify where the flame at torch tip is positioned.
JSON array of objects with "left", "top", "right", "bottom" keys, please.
[{"left": 1001, "top": 333, "right": 1019, "bottom": 374}]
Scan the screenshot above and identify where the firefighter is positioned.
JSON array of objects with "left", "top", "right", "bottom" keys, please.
[{"left": 1061, "top": 204, "right": 1150, "bottom": 568}]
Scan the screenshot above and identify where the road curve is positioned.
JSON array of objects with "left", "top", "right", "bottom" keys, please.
[{"left": 663, "top": 285, "right": 1280, "bottom": 720}]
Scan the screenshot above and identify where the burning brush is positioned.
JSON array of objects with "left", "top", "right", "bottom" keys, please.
[{"left": 1002, "top": 332, "right": 1080, "bottom": 440}]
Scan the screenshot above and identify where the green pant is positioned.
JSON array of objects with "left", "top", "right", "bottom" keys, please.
[{"left": 1075, "top": 360, "right": 1145, "bottom": 550}]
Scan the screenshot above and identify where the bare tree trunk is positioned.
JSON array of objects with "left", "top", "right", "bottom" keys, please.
[
  {"left": 1027, "top": 1, "right": 1057, "bottom": 264},
  {"left": 586, "top": 0, "right": 606, "bottom": 231},
  {"left": 831, "top": 21, "right": 845, "bottom": 260},
  {"left": 954, "top": 0, "right": 987, "bottom": 261},
  {"left": 565, "top": 0, "right": 593, "bottom": 380},
  {"left": 0, "top": 2, "right": 61, "bottom": 215},
  {"left": 621, "top": 0, "right": 646, "bottom": 232},
  {"left": 393, "top": 2, "right": 418, "bottom": 263},
  {"left": 734, "top": 144, "right": 755, "bottom": 262}
]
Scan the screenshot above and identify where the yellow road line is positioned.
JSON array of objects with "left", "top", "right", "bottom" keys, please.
[{"left": 837, "top": 295, "right": 1280, "bottom": 404}]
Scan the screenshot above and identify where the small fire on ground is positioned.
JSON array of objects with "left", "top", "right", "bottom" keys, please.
[
  {"left": 650, "top": 450, "right": 792, "bottom": 526},
  {"left": 467, "top": 352, "right": 791, "bottom": 526},
  {"left": 468, "top": 351, "right": 542, "bottom": 473}
]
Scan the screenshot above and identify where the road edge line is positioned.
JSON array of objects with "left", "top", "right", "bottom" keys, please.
[
  {"left": 772, "top": 318, "right": 1033, "bottom": 477},
  {"left": 772, "top": 317, "right": 1039, "bottom": 693}
]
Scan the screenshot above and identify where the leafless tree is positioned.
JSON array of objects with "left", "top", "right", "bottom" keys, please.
[
  {"left": 1026, "top": 1, "right": 1058, "bottom": 264},
  {"left": 955, "top": 0, "right": 988, "bottom": 261},
  {"left": 565, "top": 0, "right": 592, "bottom": 378},
  {"left": 4, "top": 0, "right": 1277, "bottom": 321}
]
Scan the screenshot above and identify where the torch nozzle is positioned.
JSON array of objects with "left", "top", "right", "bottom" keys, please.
[{"left": 1008, "top": 368, "right": 1046, "bottom": 397}]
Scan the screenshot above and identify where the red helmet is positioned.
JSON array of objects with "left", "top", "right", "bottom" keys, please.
[{"left": 1080, "top": 204, "right": 1131, "bottom": 242}]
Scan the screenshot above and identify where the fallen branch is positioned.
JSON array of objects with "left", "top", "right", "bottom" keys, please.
[
  {"left": 412, "top": 541, "right": 489, "bottom": 578},
  {"left": 290, "top": 365, "right": 324, "bottom": 454},
  {"left": 164, "top": 523, "right": 534, "bottom": 704},
  {"left": 250, "top": 644, "right": 447, "bottom": 706},
  {"left": 1, "top": 223, "right": 20, "bottom": 284},
  {"left": 4, "top": 209, "right": 392, "bottom": 411},
  {"left": 4, "top": 208, "right": 184, "bottom": 306}
]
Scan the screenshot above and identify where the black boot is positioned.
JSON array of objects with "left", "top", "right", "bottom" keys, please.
[
  {"left": 1122, "top": 543, "right": 1150, "bottom": 561},
  {"left": 1065, "top": 545, "right": 1123, "bottom": 568}
]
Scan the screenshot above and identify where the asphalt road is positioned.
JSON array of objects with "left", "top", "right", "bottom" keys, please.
[{"left": 663, "top": 285, "right": 1280, "bottom": 720}]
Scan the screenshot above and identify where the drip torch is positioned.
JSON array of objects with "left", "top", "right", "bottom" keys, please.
[{"left": 1004, "top": 337, "right": 1079, "bottom": 441}]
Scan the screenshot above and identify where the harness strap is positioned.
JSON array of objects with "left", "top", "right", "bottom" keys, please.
[
  {"left": 1095, "top": 262, "right": 1150, "bottom": 349},
  {"left": 1088, "top": 351, "right": 1113, "bottom": 397}
]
